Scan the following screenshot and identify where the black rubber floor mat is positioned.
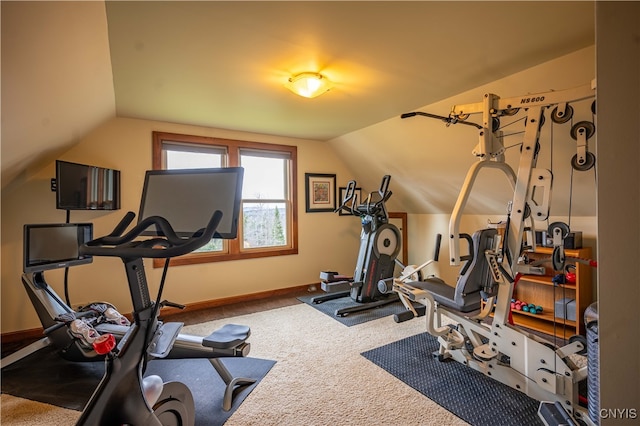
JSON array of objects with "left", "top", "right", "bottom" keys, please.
[
  {"left": 1, "top": 344, "right": 275, "bottom": 426},
  {"left": 361, "top": 332, "right": 541, "bottom": 426},
  {"left": 298, "top": 293, "right": 409, "bottom": 326}
]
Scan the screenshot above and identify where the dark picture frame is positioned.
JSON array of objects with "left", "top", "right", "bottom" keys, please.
[
  {"left": 337, "top": 186, "right": 362, "bottom": 215},
  {"left": 305, "top": 173, "right": 336, "bottom": 213}
]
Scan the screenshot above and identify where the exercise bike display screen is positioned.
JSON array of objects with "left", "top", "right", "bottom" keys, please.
[
  {"left": 138, "top": 167, "right": 244, "bottom": 239},
  {"left": 23, "top": 223, "right": 93, "bottom": 273}
]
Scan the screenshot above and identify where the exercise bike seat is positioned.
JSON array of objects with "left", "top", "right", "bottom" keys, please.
[{"left": 203, "top": 324, "right": 251, "bottom": 350}]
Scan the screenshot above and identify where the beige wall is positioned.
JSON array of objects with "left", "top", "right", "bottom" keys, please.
[
  {"left": 596, "top": 2, "right": 640, "bottom": 420},
  {"left": 2, "top": 47, "right": 601, "bottom": 336},
  {"left": 1, "top": 118, "right": 360, "bottom": 333}
]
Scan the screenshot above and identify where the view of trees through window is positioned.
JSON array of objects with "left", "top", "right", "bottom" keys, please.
[
  {"left": 240, "top": 152, "right": 288, "bottom": 249},
  {"left": 243, "top": 202, "right": 286, "bottom": 248}
]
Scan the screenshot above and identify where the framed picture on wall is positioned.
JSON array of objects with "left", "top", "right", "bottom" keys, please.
[
  {"left": 337, "top": 186, "right": 362, "bottom": 215},
  {"left": 305, "top": 173, "right": 336, "bottom": 213}
]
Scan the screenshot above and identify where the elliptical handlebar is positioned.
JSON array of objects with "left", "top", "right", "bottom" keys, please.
[
  {"left": 360, "top": 175, "right": 392, "bottom": 219},
  {"left": 79, "top": 210, "right": 224, "bottom": 259},
  {"left": 433, "top": 233, "right": 442, "bottom": 262},
  {"left": 335, "top": 180, "right": 359, "bottom": 215},
  {"left": 378, "top": 174, "right": 391, "bottom": 195},
  {"left": 333, "top": 175, "right": 394, "bottom": 220}
]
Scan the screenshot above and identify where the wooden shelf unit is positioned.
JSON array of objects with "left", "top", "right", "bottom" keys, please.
[{"left": 513, "top": 246, "right": 593, "bottom": 339}]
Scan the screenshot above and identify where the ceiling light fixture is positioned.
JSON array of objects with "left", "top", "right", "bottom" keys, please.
[{"left": 285, "top": 72, "right": 332, "bottom": 98}]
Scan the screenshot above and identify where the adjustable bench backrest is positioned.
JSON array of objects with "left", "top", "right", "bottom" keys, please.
[
  {"left": 452, "top": 228, "right": 499, "bottom": 310},
  {"left": 404, "top": 228, "right": 500, "bottom": 312}
]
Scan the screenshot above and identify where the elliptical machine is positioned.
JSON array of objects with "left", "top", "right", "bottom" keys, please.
[{"left": 312, "top": 175, "right": 401, "bottom": 316}]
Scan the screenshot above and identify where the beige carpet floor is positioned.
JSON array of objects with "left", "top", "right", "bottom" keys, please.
[{"left": 1, "top": 303, "right": 468, "bottom": 425}]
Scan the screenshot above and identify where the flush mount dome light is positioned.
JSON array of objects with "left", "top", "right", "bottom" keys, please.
[{"left": 285, "top": 72, "right": 332, "bottom": 98}]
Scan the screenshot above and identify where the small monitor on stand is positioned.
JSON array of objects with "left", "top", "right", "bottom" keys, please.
[{"left": 23, "top": 223, "right": 94, "bottom": 274}]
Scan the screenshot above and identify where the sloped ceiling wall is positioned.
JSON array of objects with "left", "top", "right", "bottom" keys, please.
[
  {"left": 329, "top": 47, "right": 597, "bottom": 217},
  {"left": 2, "top": 0, "right": 596, "bottom": 201},
  {"left": 1, "top": 1, "right": 115, "bottom": 187}
]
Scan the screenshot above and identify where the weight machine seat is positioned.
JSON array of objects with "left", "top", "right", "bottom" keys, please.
[
  {"left": 406, "top": 228, "right": 499, "bottom": 313},
  {"left": 203, "top": 324, "right": 251, "bottom": 350}
]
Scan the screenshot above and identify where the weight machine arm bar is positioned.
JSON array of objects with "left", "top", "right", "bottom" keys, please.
[
  {"left": 406, "top": 82, "right": 595, "bottom": 162},
  {"left": 401, "top": 111, "right": 483, "bottom": 129}
]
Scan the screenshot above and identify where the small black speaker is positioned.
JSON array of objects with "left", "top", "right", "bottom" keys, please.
[
  {"left": 564, "top": 232, "right": 583, "bottom": 249},
  {"left": 535, "top": 230, "right": 583, "bottom": 249}
]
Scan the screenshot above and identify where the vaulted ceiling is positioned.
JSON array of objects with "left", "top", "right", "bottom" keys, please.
[{"left": 1, "top": 1, "right": 595, "bottom": 188}]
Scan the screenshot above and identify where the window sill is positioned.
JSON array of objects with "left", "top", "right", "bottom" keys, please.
[{"left": 153, "top": 247, "right": 298, "bottom": 268}]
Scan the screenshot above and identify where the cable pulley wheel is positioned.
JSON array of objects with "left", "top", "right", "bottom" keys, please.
[
  {"left": 502, "top": 107, "right": 520, "bottom": 116},
  {"left": 552, "top": 246, "right": 566, "bottom": 271},
  {"left": 492, "top": 117, "right": 500, "bottom": 133},
  {"left": 570, "top": 121, "right": 595, "bottom": 140},
  {"left": 571, "top": 151, "right": 596, "bottom": 171},
  {"left": 550, "top": 104, "right": 574, "bottom": 124},
  {"left": 519, "top": 141, "right": 541, "bottom": 157},
  {"left": 569, "top": 334, "right": 588, "bottom": 355},
  {"left": 548, "top": 222, "right": 570, "bottom": 240},
  {"left": 591, "top": 100, "right": 596, "bottom": 115},
  {"left": 524, "top": 113, "right": 546, "bottom": 130},
  {"left": 400, "top": 265, "right": 423, "bottom": 282}
]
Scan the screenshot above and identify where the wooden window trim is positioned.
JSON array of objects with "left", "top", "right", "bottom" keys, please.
[{"left": 151, "top": 131, "right": 298, "bottom": 267}]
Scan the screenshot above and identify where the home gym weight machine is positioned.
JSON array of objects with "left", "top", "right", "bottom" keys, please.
[
  {"left": 386, "top": 82, "right": 597, "bottom": 425},
  {"left": 312, "top": 175, "right": 403, "bottom": 316}
]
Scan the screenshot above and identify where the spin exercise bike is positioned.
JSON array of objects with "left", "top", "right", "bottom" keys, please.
[
  {"left": 4, "top": 221, "right": 255, "bottom": 413},
  {"left": 385, "top": 82, "right": 598, "bottom": 425},
  {"left": 312, "top": 175, "right": 402, "bottom": 316},
  {"left": 4, "top": 167, "right": 254, "bottom": 425}
]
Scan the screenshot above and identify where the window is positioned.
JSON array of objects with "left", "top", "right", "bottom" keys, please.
[{"left": 152, "top": 132, "right": 298, "bottom": 266}]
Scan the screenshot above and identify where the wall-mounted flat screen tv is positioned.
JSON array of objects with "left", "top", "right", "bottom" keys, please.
[{"left": 56, "top": 160, "right": 121, "bottom": 210}]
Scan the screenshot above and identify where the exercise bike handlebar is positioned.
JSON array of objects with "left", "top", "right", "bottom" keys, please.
[{"left": 79, "top": 210, "right": 224, "bottom": 259}]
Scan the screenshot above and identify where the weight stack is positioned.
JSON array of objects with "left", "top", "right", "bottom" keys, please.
[{"left": 585, "top": 302, "right": 599, "bottom": 425}]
